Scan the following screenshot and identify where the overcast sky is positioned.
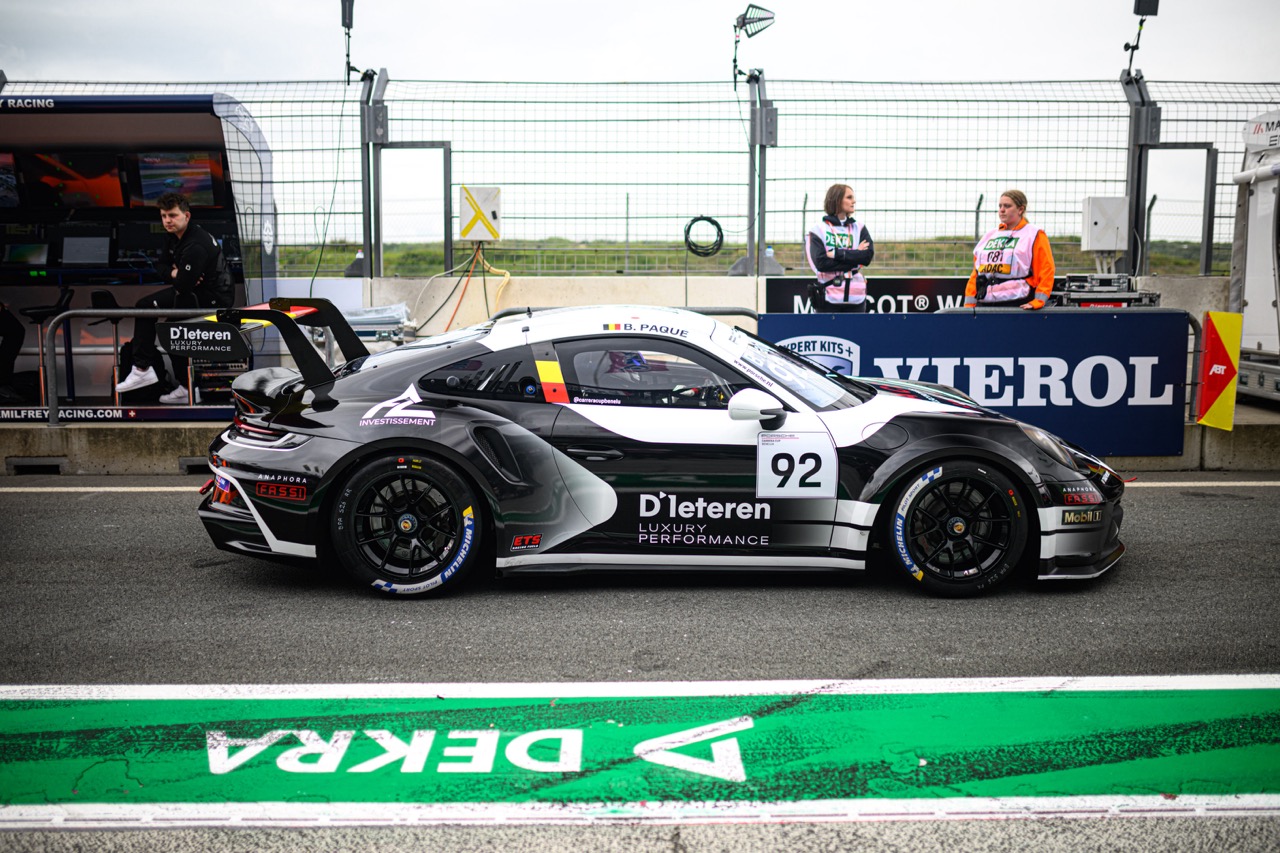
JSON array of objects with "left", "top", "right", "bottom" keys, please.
[{"left": 2, "top": 1, "right": 1277, "bottom": 84}]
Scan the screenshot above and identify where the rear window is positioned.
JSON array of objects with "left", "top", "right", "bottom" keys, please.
[{"left": 332, "top": 330, "right": 488, "bottom": 378}]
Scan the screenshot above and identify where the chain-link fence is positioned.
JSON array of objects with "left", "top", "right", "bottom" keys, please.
[
  {"left": 1, "top": 78, "right": 365, "bottom": 279},
  {"left": 4, "top": 75, "right": 1277, "bottom": 277}
]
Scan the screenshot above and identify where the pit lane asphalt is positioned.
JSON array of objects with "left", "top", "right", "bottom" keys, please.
[
  {"left": 2, "top": 472, "right": 1279, "bottom": 852},
  {"left": 3, "top": 472, "right": 1279, "bottom": 684}
]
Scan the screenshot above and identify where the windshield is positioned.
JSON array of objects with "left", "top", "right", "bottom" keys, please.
[{"left": 736, "top": 333, "right": 867, "bottom": 411}]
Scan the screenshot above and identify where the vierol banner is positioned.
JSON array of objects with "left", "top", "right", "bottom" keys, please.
[{"left": 758, "top": 310, "right": 1189, "bottom": 456}]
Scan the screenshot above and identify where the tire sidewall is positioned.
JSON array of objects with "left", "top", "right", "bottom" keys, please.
[
  {"left": 333, "top": 454, "right": 482, "bottom": 595},
  {"left": 890, "top": 460, "right": 1027, "bottom": 597}
]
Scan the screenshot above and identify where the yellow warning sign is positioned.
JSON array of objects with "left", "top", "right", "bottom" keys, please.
[{"left": 460, "top": 185, "right": 501, "bottom": 241}]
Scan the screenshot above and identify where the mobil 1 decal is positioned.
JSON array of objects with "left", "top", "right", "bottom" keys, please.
[{"left": 755, "top": 432, "right": 837, "bottom": 499}]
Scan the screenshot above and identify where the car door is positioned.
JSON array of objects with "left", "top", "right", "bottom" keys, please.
[{"left": 544, "top": 335, "right": 839, "bottom": 562}]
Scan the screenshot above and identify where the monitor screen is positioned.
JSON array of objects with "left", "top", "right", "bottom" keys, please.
[
  {"left": 133, "top": 151, "right": 222, "bottom": 207},
  {"left": 19, "top": 153, "right": 125, "bottom": 208},
  {"left": 0, "top": 154, "right": 17, "bottom": 208},
  {"left": 62, "top": 236, "right": 111, "bottom": 265},
  {"left": 3, "top": 243, "right": 49, "bottom": 264}
]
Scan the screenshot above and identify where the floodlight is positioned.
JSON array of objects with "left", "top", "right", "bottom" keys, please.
[
  {"left": 734, "top": 5, "right": 775, "bottom": 38},
  {"left": 1123, "top": 0, "right": 1157, "bottom": 74},
  {"left": 341, "top": 0, "right": 355, "bottom": 30}
]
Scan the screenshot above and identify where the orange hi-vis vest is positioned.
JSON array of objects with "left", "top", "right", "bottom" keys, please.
[{"left": 972, "top": 221, "right": 1042, "bottom": 303}]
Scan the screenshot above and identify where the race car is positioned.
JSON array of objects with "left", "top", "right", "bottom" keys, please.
[{"left": 197, "top": 299, "right": 1124, "bottom": 598}]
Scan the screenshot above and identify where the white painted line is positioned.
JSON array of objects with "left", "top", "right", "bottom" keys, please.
[
  {"left": 2, "top": 796, "right": 1279, "bottom": 829},
  {"left": 3, "top": 675, "right": 1279, "bottom": 701},
  {"left": 1124, "top": 481, "right": 1280, "bottom": 488},
  {"left": 0, "top": 487, "right": 201, "bottom": 492}
]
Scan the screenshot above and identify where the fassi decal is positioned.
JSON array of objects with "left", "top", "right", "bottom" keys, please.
[
  {"left": 1060, "top": 486, "right": 1103, "bottom": 505},
  {"left": 255, "top": 482, "right": 308, "bottom": 501},
  {"left": 360, "top": 385, "right": 437, "bottom": 427}
]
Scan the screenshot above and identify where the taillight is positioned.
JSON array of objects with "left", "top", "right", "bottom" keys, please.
[
  {"left": 232, "top": 414, "right": 280, "bottom": 437},
  {"left": 211, "top": 474, "right": 245, "bottom": 508},
  {"left": 226, "top": 415, "right": 310, "bottom": 449}
]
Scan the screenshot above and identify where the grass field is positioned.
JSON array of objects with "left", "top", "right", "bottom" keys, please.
[{"left": 276, "top": 238, "right": 1229, "bottom": 280}]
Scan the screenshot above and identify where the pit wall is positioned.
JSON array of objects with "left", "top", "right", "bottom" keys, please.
[{"left": 8, "top": 275, "right": 1268, "bottom": 475}]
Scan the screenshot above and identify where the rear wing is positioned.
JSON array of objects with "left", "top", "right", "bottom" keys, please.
[{"left": 212, "top": 297, "right": 370, "bottom": 389}]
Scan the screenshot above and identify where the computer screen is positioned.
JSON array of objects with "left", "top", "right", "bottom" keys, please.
[
  {"left": 3, "top": 243, "right": 49, "bottom": 265},
  {"left": 132, "top": 151, "right": 222, "bottom": 207},
  {"left": 19, "top": 153, "right": 125, "bottom": 208},
  {"left": 0, "top": 154, "right": 17, "bottom": 208},
  {"left": 62, "top": 236, "right": 112, "bottom": 265}
]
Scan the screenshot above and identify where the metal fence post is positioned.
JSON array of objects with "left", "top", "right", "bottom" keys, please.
[
  {"left": 1121, "top": 69, "right": 1160, "bottom": 276},
  {"left": 730, "top": 72, "right": 759, "bottom": 277},
  {"left": 359, "top": 71, "right": 377, "bottom": 281},
  {"left": 367, "top": 69, "right": 390, "bottom": 278}
]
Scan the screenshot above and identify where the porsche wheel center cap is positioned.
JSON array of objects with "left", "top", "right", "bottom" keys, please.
[
  {"left": 948, "top": 517, "right": 967, "bottom": 537},
  {"left": 397, "top": 514, "right": 419, "bottom": 534}
]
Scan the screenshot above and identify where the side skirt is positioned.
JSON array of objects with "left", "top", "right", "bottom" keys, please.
[{"left": 496, "top": 553, "right": 867, "bottom": 575}]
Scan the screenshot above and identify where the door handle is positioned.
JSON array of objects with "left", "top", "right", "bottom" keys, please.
[{"left": 566, "top": 445, "right": 624, "bottom": 461}]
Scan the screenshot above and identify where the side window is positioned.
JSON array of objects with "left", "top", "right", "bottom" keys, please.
[
  {"left": 554, "top": 336, "right": 749, "bottom": 409},
  {"left": 418, "top": 345, "right": 544, "bottom": 403}
]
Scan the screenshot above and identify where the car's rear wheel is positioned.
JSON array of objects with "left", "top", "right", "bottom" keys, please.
[
  {"left": 332, "top": 454, "right": 482, "bottom": 596},
  {"left": 889, "top": 461, "right": 1027, "bottom": 597}
]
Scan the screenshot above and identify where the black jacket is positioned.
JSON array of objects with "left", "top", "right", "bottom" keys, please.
[
  {"left": 159, "top": 223, "right": 233, "bottom": 308},
  {"left": 808, "top": 215, "right": 875, "bottom": 275}
]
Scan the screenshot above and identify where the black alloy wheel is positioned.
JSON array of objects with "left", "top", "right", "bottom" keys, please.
[
  {"left": 333, "top": 455, "right": 483, "bottom": 595},
  {"left": 890, "top": 461, "right": 1027, "bottom": 597}
]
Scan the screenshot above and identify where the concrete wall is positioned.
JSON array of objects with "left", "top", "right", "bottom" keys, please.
[
  {"left": 1133, "top": 275, "right": 1230, "bottom": 317},
  {"left": 1, "top": 423, "right": 220, "bottom": 475},
  {"left": 371, "top": 276, "right": 765, "bottom": 336}
]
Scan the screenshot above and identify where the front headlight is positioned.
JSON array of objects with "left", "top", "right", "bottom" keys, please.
[{"left": 1020, "top": 425, "right": 1076, "bottom": 469}]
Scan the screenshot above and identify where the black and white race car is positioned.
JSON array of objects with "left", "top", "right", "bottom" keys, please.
[{"left": 198, "top": 299, "right": 1124, "bottom": 597}]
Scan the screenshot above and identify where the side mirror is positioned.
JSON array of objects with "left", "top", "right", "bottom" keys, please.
[{"left": 728, "top": 388, "right": 787, "bottom": 429}]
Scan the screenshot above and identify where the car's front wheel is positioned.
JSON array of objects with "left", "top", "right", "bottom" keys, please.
[
  {"left": 332, "top": 454, "right": 483, "bottom": 596},
  {"left": 889, "top": 461, "right": 1027, "bottom": 597}
]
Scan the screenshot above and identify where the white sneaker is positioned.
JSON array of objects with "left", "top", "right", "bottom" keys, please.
[
  {"left": 160, "top": 385, "right": 201, "bottom": 405},
  {"left": 116, "top": 366, "right": 159, "bottom": 393}
]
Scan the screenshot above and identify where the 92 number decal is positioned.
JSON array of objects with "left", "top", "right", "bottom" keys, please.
[
  {"left": 771, "top": 451, "right": 823, "bottom": 489},
  {"left": 757, "top": 432, "right": 837, "bottom": 498}
]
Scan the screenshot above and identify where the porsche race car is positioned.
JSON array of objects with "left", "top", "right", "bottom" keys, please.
[{"left": 198, "top": 299, "right": 1124, "bottom": 597}]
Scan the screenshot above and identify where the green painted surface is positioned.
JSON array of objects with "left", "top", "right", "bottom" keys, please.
[{"left": 1, "top": 690, "right": 1278, "bottom": 805}]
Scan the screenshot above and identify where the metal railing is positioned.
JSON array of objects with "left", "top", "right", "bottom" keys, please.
[{"left": 41, "top": 308, "right": 211, "bottom": 427}]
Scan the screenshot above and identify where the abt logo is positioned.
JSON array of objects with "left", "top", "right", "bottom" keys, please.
[
  {"left": 511, "top": 534, "right": 542, "bottom": 551},
  {"left": 1209, "top": 364, "right": 1227, "bottom": 376}
]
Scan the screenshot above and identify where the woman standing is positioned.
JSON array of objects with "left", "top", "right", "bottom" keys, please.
[
  {"left": 804, "top": 184, "right": 875, "bottom": 313},
  {"left": 965, "top": 189, "right": 1055, "bottom": 309}
]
